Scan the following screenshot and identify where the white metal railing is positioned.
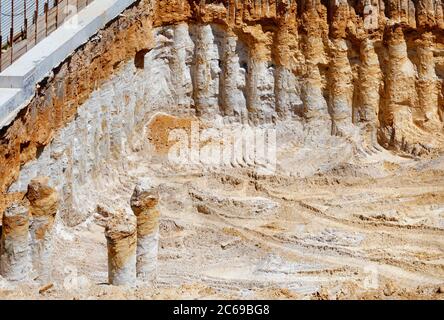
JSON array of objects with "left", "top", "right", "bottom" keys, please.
[{"left": 0, "top": 0, "right": 94, "bottom": 71}]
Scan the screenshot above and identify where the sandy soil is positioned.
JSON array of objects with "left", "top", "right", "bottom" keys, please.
[{"left": 1, "top": 114, "right": 443, "bottom": 300}]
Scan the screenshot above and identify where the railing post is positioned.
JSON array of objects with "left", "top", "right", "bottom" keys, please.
[
  {"left": 0, "top": 0, "right": 2, "bottom": 72},
  {"left": 44, "top": 1, "right": 49, "bottom": 37},
  {"left": 24, "top": 0, "right": 28, "bottom": 39},
  {"left": 10, "top": 0, "right": 14, "bottom": 63},
  {"left": 0, "top": 35, "right": 2, "bottom": 72},
  {"left": 55, "top": 0, "right": 59, "bottom": 27},
  {"left": 35, "top": 0, "right": 39, "bottom": 45}
]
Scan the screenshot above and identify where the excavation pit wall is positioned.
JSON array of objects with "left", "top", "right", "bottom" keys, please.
[{"left": 0, "top": 0, "right": 444, "bottom": 225}]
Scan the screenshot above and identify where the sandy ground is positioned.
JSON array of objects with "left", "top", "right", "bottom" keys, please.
[{"left": 0, "top": 115, "right": 443, "bottom": 300}]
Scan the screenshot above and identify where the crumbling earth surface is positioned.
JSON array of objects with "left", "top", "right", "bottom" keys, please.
[
  {"left": 0, "top": 0, "right": 444, "bottom": 299},
  {"left": 1, "top": 113, "right": 443, "bottom": 300}
]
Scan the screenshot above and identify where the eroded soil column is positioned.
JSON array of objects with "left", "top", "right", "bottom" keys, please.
[
  {"left": 0, "top": 201, "right": 30, "bottom": 281},
  {"left": 104, "top": 208, "right": 137, "bottom": 286},
  {"left": 26, "top": 177, "right": 59, "bottom": 283},
  {"left": 130, "top": 178, "right": 160, "bottom": 283}
]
